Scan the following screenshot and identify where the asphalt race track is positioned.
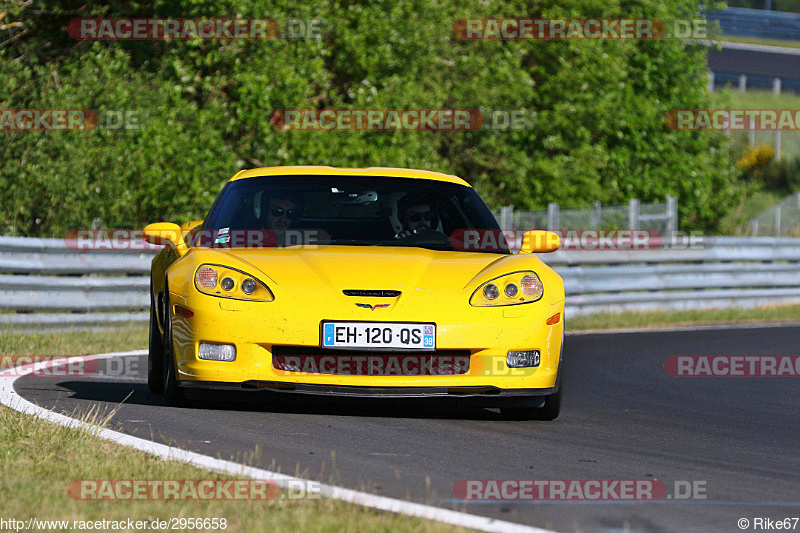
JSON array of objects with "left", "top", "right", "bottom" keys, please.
[{"left": 13, "top": 325, "right": 800, "bottom": 533}]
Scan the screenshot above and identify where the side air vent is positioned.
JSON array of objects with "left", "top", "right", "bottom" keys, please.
[{"left": 343, "top": 290, "right": 401, "bottom": 297}]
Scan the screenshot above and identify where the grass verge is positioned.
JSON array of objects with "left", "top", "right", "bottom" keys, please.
[
  {"left": 0, "top": 326, "right": 470, "bottom": 533},
  {"left": 719, "top": 36, "right": 800, "bottom": 49},
  {"left": 714, "top": 89, "right": 800, "bottom": 162}
]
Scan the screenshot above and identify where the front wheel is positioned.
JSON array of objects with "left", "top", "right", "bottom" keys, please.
[
  {"left": 501, "top": 370, "right": 563, "bottom": 421},
  {"left": 501, "top": 387, "right": 561, "bottom": 420},
  {"left": 147, "top": 278, "right": 164, "bottom": 394},
  {"left": 162, "top": 286, "right": 188, "bottom": 407}
]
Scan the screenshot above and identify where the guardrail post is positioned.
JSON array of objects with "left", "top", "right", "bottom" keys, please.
[
  {"left": 666, "top": 195, "right": 678, "bottom": 234},
  {"left": 739, "top": 74, "right": 747, "bottom": 93},
  {"left": 775, "top": 203, "right": 782, "bottom": 236},
  {"left": 594, "top": 201, "right": 601, "bottom": 227},
  {"left": 500, "top": 205, "right": 514, "bottom": 230},
  {"left": 547, "top": 202, "right": 560, "bottom": 230},
  {"left": 775, "top": 130, "right": 781, "bottom": 162},
  {"left": 707, "top": 71, "right": 715, "bottom": 92},
  {"left": 628, "top": 198, "right": 639, "bottom": 230},
  {"left": 797, "top": 192, "right": 800, "bottom": 234}
]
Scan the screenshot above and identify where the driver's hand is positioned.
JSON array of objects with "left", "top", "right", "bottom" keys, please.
[{"left": 394, "top": 229, "right": 415, "bottom": 239}]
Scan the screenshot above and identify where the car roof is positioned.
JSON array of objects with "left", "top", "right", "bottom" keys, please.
[{"left": 228, "top": 166, "right": 471, "bottom": 187}]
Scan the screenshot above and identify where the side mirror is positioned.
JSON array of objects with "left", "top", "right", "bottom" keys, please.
[
  {"left": 143, "top": 222, "right": 184, "bottom": 249},
  {"left": 518, "top": 230, "right": 560, "bottom": 254},
  {"left": 181, "top": 220, "right": 203, "bottom": 233}
]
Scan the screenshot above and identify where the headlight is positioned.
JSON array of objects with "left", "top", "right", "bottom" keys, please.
[
  {"left": 194, "top": 264, "right": 274, "bottom": 302},
  {"left": 470, "top": 271, "right": 543, "bottom": 307}
]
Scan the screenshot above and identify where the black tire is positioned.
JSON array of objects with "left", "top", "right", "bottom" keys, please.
[
  {"left": 162, "top": 285, "right": 188, "bottom": 407},
  {"left": 147, "top": 277, "right": 164, "bottom": 394},
  {"left": 501, "top": 363, "right": 563, "bottom": 421},
  {"left": 501, "top": 386, "right": 561, "bottom": 421}
]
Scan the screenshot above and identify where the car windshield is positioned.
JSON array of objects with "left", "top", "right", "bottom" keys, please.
[{"left": 196, "top": 175, "right": 509, "bottom": 253}]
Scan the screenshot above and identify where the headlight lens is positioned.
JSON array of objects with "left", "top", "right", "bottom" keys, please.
[
  {"left": 470, "top": 271, "right": 544, "bottom": 307},
  {"left": 241, "top": 278, "right": 257, "bottom": 294},
  {"left": 483, "top": 283, "right": 499, "bottom": 300},
  {"left": 194, "top": 264, "right": 274, "bottom": 302},
  {"left": 504, "top": 283, "right": 518, "bottom": 297}
]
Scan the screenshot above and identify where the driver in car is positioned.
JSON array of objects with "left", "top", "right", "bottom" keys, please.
[
  {"left": 258, "top": 193, "right": 303, "bottom": 247},
  {"left": 395, "top": 194, "right": 437, "bottom": 239}
]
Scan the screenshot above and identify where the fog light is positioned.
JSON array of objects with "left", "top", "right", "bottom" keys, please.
[
  {"left": 221, "top": 277, "right": 235, "bottom": 291},
  {"left": 507, "top": 350, "right": 540, "bottom": 368},
  {"left": 198, "top": 343, "right": 236, "bottom": 362}
]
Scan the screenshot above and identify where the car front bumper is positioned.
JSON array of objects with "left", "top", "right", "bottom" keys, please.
[{"left": 168, "top": 289, "right": 565, "bottom": 392}]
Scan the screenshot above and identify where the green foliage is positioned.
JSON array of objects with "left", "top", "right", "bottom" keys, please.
[
  {"left": 746, "top": 156, "right": 800, "bottom": 193},
  {"left": 1, "top": 0, "right": 738, "bottom": 235}
]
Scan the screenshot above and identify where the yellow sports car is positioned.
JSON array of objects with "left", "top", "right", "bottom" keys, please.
[{"left": 143, "top": 166, "right": 565, "bottom": 419}]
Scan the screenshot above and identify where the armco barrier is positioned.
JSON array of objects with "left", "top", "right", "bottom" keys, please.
[
  {"left": 1, "top": 235, "right": 799, "bottom": 326},
  {"left": 542, "top": 237, "right": 800, "bottom": 315}
]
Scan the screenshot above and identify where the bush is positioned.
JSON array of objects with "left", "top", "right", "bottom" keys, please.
[{"left": 1, "top": 0, "right": 738, "bottom": 235}]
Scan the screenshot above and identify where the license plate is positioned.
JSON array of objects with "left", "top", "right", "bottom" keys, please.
[{"left": 322, "top": 322, "right": 435, "bottom": 350}]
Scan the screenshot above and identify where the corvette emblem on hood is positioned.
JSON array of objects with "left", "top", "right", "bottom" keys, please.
[{"left": 356, "top": 303, "right": 390, "bottom": 311}]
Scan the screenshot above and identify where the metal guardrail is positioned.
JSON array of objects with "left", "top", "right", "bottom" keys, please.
[
  {"left": 543, "top": 237, "right": 800, "bottom": 315},
  {"left": 1, "top": 235, "right": 799, "bottom": 326},
  {"left": 0, "top": 235, "right": 155, "bottom": 327},
  {"left": 708, "top": 7, "right": 800, "bottom": 42}
]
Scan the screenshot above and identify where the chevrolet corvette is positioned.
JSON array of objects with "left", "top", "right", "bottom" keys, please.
[{"left": 143, "top": 166, "right": 565, "bottom": 419}]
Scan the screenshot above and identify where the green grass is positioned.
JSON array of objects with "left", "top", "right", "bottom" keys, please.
[
  {"left": 715, "top": 89, "right": 800, "bottom": 161},
  {"left": 719, "top": 35, "right": 800, "bottom": 49},
  {"left": 717, "top": 189, "right": 782, "bottom": 235},
  {"left": 0, "top": 323, "right": 147, "bottom": 356},
  {"left": 568, "top": 303, "right": 800, "bottom": 331}
]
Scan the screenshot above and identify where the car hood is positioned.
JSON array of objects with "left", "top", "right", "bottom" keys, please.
[{"left": 204, "top": 245, "right": 515, "bottom": 291}]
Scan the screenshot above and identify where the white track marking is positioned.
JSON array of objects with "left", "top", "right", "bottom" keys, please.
[{"left": 0, "top": 350, "right": 557, "bottom": 533}]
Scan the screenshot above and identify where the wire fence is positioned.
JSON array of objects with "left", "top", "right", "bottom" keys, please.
[
  {"left": 747, "top": 192, "right": 800, "bottom": 237},
  {"left": 495, "top": 197, "right": 678, "bottom": 233}
]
